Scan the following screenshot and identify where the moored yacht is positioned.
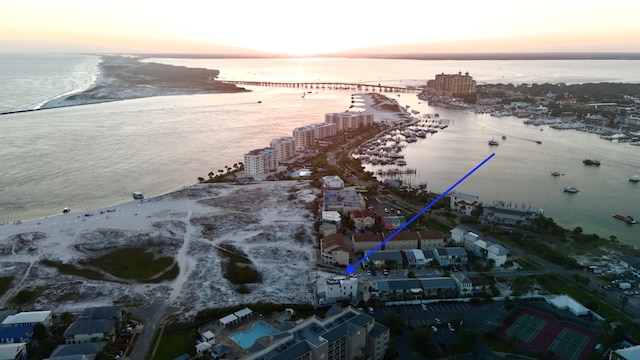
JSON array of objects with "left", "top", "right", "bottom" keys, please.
[
  {"left": 563, "top": 186, "right": 579, "bottom": 193},
  {"left": 488, "top": 139, "right": 499, "bottom": 146}
]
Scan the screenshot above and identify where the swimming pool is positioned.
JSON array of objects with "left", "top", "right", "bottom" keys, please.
[{"left": 230, "top": 320, "right": 278, "bottom": 349}]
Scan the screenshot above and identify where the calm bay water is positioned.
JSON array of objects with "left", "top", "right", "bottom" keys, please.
[{"left": 0, "top": 55, "right": 638, "bottom": 245}]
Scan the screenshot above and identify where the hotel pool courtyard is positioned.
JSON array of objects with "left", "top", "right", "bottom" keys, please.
[{"left": 230, "top": 320, "right": 278, "bottom": 349}]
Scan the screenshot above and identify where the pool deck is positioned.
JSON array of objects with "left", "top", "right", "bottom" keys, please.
[{"left": 199, "top": 310, "right": 293, "bottom": 358}]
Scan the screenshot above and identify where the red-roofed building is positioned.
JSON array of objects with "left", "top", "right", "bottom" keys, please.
[
  {"left": 350, "top": 210, "right": 376, "bottom": 230},
  {"left": 449, "top": 192, "right": 480, "bottom": 215}
]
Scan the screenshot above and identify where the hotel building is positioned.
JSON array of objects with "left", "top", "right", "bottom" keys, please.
[
  {"left": 270, "top": 136, "right": 296, "bottom": 164},
  {"left": 243, "top": 147, "right": 277, "bottom": 180},
  {"left": 293, "top": 123, "right": 338, "bottom": 151},
  {"left": 324, "top": 112, "right": 374, "bottom": 131},
  {"left": 434, "top": 71, "right": 476, "bottom": 97}
]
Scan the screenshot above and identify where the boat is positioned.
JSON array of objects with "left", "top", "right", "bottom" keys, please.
[
  {"left": 132, "top": 191, "right": 144, "bottom": 200},
  {"left": 535, "top": 140, "right": 542, "bottom": 144},
  {"left": 501, "top": 135, "right": 507, "bottom": 140},
  {"left": 613, "top": 214, "right": 638, "bottom": 224},
  {"left": 551, "top": 171, "right": 561, "bottom": 177},
  {"left": 488, "top": 139, "right": 499, "bottom": 146},
  {"left": 583, "top": 159, "right": 601, "bottom": 166},
  {"left": 630, "top": 175, "right": 640, "bottom": 182},
  {"left": 62, "top": 207, "right": 71, "bottom": 214},
  {"left": 563, "top": 186, "right": 579, "bottom": 193}
]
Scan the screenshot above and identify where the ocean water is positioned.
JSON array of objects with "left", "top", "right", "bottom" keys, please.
[
  {"left": 0, "top": 55, "right": 639, "bottom": 245},
  {"left": 0, "top": 53, "right": 101, "bottom": 113}
]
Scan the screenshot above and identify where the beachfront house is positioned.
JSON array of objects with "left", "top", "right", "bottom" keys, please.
[
  {"left": 63, "top": 318, "right": 116, "bottom": 344},
  {"left": 482, "top": 202, "right": 542, "bottom": 226},
  {"left": 1, "top": 311, "right": 52, "bottom": 328}
]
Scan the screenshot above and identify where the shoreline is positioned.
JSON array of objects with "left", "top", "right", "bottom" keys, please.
[{"left": 0, "top": 55, "right": 248, "bottom": 115}]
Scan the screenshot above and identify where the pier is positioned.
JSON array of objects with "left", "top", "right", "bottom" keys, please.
[{"left": 221, "top": 80, "right": 422, "bottom": 93}]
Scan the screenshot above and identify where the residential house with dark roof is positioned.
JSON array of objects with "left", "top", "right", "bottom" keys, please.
[
  {"left": 0, "top": 327, "right": 32, "bottom": 344},
  {"left": 433, "top": 247, "right": 468, "bottom": 266},
  {"left": 365, "top": 250, "right": 403, "bottom": 269},
  {"left": 619, "top": 255, "right": 640, "bottom": 275},
  {"left": 468, "top": 275, "right": 492, "bottom": 295},
  {"left": 420, "top": 277, "right": 457, "bottom": 298},
  {"left": 63, "top": 318, "right": 115, "bottom": 344}
]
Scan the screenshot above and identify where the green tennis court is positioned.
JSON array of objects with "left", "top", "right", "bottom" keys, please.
[
  {"left": 548, "top": 328, "right": 590, "bottom": 360},
  {"left": 505, "top": 313, "right": 548, "bottom": 343}
]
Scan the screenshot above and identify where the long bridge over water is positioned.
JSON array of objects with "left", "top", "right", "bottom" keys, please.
[{"left": 221, "top": 80, "right": 423, "bottom": 93}]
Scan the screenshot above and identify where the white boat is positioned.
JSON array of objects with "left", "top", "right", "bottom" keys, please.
[
  {"left": 630, "top": 175, "right": 640, "bottom": 183},
  {"left": 563, "top": 186, "right": 579, "bottom": 193},
  {"left": 488, "top": 139, "right": 499, "bottom": 146}
]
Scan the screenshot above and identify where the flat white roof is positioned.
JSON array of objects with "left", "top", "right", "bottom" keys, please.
[
  {"left": 219, "top": 314, "right": 238, "bottom": 325},
  {"left": 234, "top": 307, "right": 252, "bottom": 318},
  {"left": 1, "top": 311, "right": 51, "bottom": 325},
  {"left": 0, "top": 343, "right": 26, "bottom": 359}
]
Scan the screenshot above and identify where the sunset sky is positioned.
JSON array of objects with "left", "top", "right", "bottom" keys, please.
[{"left": 2, "top": 0, "right": 640, "bottom": 55}]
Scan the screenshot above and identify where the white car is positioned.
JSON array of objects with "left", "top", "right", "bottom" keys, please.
[
  {"left": 421, "top": 304, "right": 427, "bottom": 311},
  {"left": 448, "top": 323, "right": 456, "bottom": 332},
  {"left": 431, "top": 326, "right": 438, "bottom": 334}
]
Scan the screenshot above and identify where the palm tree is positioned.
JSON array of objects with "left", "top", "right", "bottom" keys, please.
[{"left": 621, "top": 295, "right": 629, "bottom": 314}]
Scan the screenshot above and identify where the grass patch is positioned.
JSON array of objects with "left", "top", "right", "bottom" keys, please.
[
  {"left": 42, "top": 248, "right": 178, "bottom": 283},
  {"left": 152, "top": 329, "right": 196, "bottom": 360},
  {"left": 82, "top": 247, "right": 177, "bottom": 282},
  {"left": 41, "top": 259, "right": 107, "bottom": 281},
  {"left": 217, "top": 244, "right": 262, "bottom": 287},
  {"left": 0, "top": 276, "right": 15, "bottom": 296}
]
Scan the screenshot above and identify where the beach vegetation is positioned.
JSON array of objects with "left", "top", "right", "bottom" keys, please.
[
  {"left": 10, "top": 289, "right": 39, "bottom": 306},
  {"left": 0, "top": 276, "right": 15, "bottom": 296},
  {"left": 82, "top": 247, "right": 177, "bottom": 282},
  {"left": 217, "top": 243, "right": 262, "bottom": 288}
]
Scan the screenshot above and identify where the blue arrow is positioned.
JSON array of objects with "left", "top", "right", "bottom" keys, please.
[{"left": 345, "top": 153, "right": 495, "bottom": 274}]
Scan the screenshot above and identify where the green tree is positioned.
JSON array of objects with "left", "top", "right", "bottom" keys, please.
[
  {"left": 573, "top": 226, "right": 583, "bottom": 234},
  {"left": 411, "top": 326, "right": 432, "bottom": 355}
]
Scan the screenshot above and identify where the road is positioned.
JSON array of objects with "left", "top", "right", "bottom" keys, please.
[{"left": 128, "top": 298, "right": 180, "bottom": 360}]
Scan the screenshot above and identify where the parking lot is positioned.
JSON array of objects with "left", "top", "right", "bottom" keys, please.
[{"left": 372, "top": 301, "right": 509, "bottom": 352}]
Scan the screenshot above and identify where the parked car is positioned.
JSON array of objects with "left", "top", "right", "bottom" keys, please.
[
  {"left": 431, "top": 326, "right": 439, "bottom": 334},
  {"left": 435, "top": 318, "right": 442, "bottom": 325},
  {"left": 421, "top": 304, "right": 427, "bottom": 311},
  {"left": 448, "top": 323, "right": 456, "bottom": 332}
]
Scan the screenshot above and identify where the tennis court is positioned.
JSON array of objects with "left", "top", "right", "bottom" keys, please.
[
  {"left": 548, "top": 328, "right": 591, "bottom": 360},
  {"left": 505, "top": 313, "right": 548, "bottom": 343}
]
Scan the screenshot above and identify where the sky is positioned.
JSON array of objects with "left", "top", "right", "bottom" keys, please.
[{"left": 2, "top": 0, "right": 640, "bottom": 56}]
